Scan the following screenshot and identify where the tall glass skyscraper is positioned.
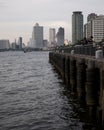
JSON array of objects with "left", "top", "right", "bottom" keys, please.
[
  {"left": 18, "top": 37, "right": 22, "bottom": 50},
  {"left": 56, "top": 27, "right": 64, "bottom": 46},
  {"left": 72, "top": 11, "right": 83, "bottom": 44},
  {"left": 32, "top": 23, "right": 43, "bottom": 48},
  {"left": 49, "top": 28, "right": 56, "bottom": 47}
]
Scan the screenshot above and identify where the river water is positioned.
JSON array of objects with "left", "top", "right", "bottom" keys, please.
[{"left": 0, "top": 51, "right": 100, "bottom": 130}]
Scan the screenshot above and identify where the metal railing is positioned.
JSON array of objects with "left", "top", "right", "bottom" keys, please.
[{"left": 54, "top": 44, "right": 104, "bottom": 57}]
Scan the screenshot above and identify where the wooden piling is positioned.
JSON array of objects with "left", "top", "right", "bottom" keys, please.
[
  {"left": 85, "top": 61, "right": 98, "bottom": 122},
  {"left": 49, "top": 52, "right": 104, "bottom": 126},
  {"left": 70, "top": 58, "right": 77, "bottom": 94},
  {"left": 77, "top": 59, "right": 86, "bottom": 104},
  {"left": 65, "top": 55, "right": 70, "bottom": 86}
]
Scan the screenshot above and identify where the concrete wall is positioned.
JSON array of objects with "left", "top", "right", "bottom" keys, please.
[{"left": 49, "top": 52, "right": 104, "bottom": 126}]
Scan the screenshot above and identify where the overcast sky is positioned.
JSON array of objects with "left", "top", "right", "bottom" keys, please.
[{"left": 0, "top": 0, "right": 104, "bottom": 44}]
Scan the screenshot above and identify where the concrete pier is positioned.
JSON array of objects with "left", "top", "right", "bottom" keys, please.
[
  {"left": 77, "top": 59, "right": 86, "bottom": 104},
  {"left": 49, "top": 52, "right": 104, "bottom": 126}
]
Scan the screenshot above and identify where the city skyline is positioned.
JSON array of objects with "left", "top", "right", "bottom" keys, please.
[{"left": 0, "top": 0, "right": 104, "bottom": 44}]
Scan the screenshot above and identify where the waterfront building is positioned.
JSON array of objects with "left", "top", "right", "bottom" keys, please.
[
  {"left": 11, "top": 42, "right": 16, "bottom": 49},
  {"left": 56, "top": 27, "right": 64, "bottom": 46},
  {"left": 72, "top": 11, "right": 83, "bottom": 44},
  {"left": 18, "top": 37, "right": 23, "bottom": 50},
  {"left": 84, "top": 22, "right": 92, "bottom": 39},
  {"left": 84, "top": 23, "right": 87, "bottom": 38},
  {"left": 85, "top": 14, "right": 104, "bottom": 43},
  {"left": 84, "top": 13, "right": 97, "bottom": 39},
  {"left": 11, "top": 39, "right": 16, "bottom": 50},
  {"left": 92, "top": 15, "right": 104, "bottom": 42},
  {"left": 87, "top": 13, "right": 97, "bottom": 22},
  {"left": 32, "top": 23, "right": 43, "bottom": 48},
  {"left": 43, "top": 40, "right": 48, "bottom": 47},
  {"left": 49, "top": 28, "right": 56, "bottom": 47},
  {"left": 0, "top": 40, "right": 10, "bottom": 49},
  {"left": 27, "top": 38, "right": 34, "bottom": 48}
]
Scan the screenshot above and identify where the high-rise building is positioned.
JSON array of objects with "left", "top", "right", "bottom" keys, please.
[
  {"left": 18, "top": 37, "right": 23, "bottom": 50},
  {"left": 56, "top": 27, "right": 64, "bottom": 46},
  {"left": 0, "top": 40, "right": 10, "bottom": 49},
  {"left": 84, "top": 21, "right": 93, "bottom": 39},
  {"left": 87, "top": 13, "right": 97, "bottom": 22},
  {"left": 92, "top": 15, "right": 104, "bottom": 42},
  {"left": 11, "top": 39, "right": 16, "bottom": 50},
  {"left": 43, "top": 40, "right": 48, "bottom": 47},
  {"left": 84, "top": 13, "right": 97, "bottom": 39},
  {"left": 72, "top": 11, "right": 83, "bottom": 44},
  {"left": 85, "top": 14, "right": 104, "bottom": 42},
  {"left": 49, "top": 28, "right": 56, "bottom": 47},
  {"left": 32, "top": 23, "right": 43, "bottom": 48}
]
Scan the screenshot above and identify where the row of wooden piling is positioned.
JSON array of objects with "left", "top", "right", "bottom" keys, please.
[{"left": 49, "top": 52, "right": 104, "bottom": 127}]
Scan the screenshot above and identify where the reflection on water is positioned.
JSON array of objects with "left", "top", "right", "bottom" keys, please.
[{"left": 0, "top": 51, "right": 101, "bottom": 130}]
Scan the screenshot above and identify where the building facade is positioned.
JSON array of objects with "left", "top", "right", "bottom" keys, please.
[
  {"left": 49, "top": 28, "right": 56, "bottom": 47},
  {"left": 84, "top": 13, "right": 97, "bottom": 39},
  {"left": 92, "top": 15, "right": 104, "bottom": 42},
  {"left": 84, "top": 21, "right": 93, "bottom": 39},
  {"left": 0, "top": 40, "right": 10, "bottom": 49},
  {"left": 85, "top": 14, "right": 104, "bottom": 43},
  {"left": 18, "top": 37, "right": 23, "bottom": 50},
  {"left": 87, "top": 13, "right": 97, "bottom": 22},
  {"left": 56, "top": 27, "right": 64, "bottom": 46},
  {"left": 32, "top": 23, "right": 43, "bottom": 48},
  {"left": 72, "top": 11, "right": 83, "bottom": 44}
]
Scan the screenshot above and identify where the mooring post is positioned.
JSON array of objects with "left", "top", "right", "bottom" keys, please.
[
  {"left": 60, "top": 54, "right": 65, "bottom": 81},
  {"left": 85, "top": 60, "right": 98, "bottom": 122},
  {"left": 65, "top": 55, "right": 70, "bottom": 87},
  {"left": 70, "top": 57, "right": 77, "bottom": 94},
  {"left": 101, "top": 68, "right": 104, "bottom": 126}
]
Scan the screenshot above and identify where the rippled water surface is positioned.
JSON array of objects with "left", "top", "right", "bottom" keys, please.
[{"left": 0, "top": 51, "right": 99, "bottom": 130}]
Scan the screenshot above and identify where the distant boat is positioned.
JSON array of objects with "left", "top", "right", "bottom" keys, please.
[
  {"left": 23, "top": 49, "right": 32, "bottom": 53},
  {"left": 23, "top": 49, "right": 27, "bottom": 53},
  {"left": 24, "top": 50, "right": 26, "bottom": 53}
]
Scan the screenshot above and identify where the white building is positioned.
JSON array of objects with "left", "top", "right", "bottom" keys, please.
[
  {"left": 0, "top": 40, "right": 10, "bottom": 49},
  {"left": 32, "top": 23, "right": 43, "bottom": 48},
  {"left": 84, "top": 13, "right": 97, "bottom": 39},
  {"left": 85, "top": 14, "right": 104, "bottom": 43},
  {"left": 92, "top": 15, "right": 104, "bottom": 42},
  {"left": 49, "top": 28, "right": 56, "bottom": 47}
]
